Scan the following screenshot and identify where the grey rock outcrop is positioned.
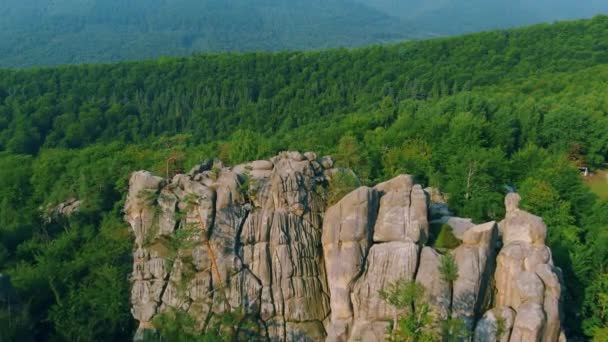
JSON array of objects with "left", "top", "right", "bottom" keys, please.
[
  {"left": 43, "top": 197, "right": 81, "bottom": 223},
  {"left": 452, "top": 221, "right": 498, "bottom": 330},
  {"left": 416, "top": 246, "right": 450, "bottom": 321},
  {"left": 474, "top": 306, "right": 516, "bottom": 342},
  {"left": 126, "top": 153, "right": 333, "bottom": 341},
  {"left": 125, "top": 153, "right": 566, "bottom": 342},
  {"left": 476, "top": 193, "right": 565, "bottom": 342},
  {"left": 323, "top": 187, "right": 379, "bottom": 341},
  {"left": 347, "top": 175, "right": 428, "bottom": 341}
]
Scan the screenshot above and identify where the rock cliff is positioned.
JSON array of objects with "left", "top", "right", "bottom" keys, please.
[{"left": 125, "top": 151, "right": 566, "bottom": 341}]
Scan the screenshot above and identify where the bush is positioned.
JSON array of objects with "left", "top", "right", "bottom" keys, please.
[
  {"left": 326, "top": 170, "right": 361, "bottom": 206},
  {"left": 150, "top": 307, "right": 263, "bottom": 342},
  {"left": 434, "top": 224, "right": 462, "bottom": 251}
]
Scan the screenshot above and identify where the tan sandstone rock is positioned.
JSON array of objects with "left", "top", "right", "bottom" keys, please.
[{"left": 125, "top": 155, "right": 565, "bottom": 342}]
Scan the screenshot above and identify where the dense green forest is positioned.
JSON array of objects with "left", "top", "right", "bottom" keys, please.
[
  {"left": 0, "top": 0, "right": 422, "bottom": 69},
  {"left": 1, "top": 16, "right": 608, "bottom": 341},
  {"left": 2, "top": 0, "right": 608, "bottom": 68}
]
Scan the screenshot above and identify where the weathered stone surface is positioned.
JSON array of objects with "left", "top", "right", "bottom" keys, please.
[
  {"left": 323, "top": 186, "right": 379, "bottom": 341},
  {"left": 251, "top": 160, "right": 274, "bottom": 170},
  {"left": 125, "top": 154, "right": 565, "bottom": 342},
  {"left": 372, "top": 181, "right": 428, "bottom": 244},
  {"left": 415, "top": 247, "right": 450, "bottom": 320},
  {"left": 501, "top": 193, "right": 546, "bottom": 245},
  {"left": 351, "top": 241, "right": 419, "bottom": 333},
  {"left": 474, "top": 306, "right": 516, "bottom": 342},
  {"left": 44, "top": 197, "right": 81, "bottom": 223},
  {"left": 304, "top": 151, "right": 317, "bottom": 161},
  {"left": 435, "top": 216, "right": 475, "bottom": 240},
  {"left": 535, "top": 264, "right": 563, "bottom": 342},
  {"left": 511, "top": 302, "right": 546, "bottom": 342},
  {"left": 320, "top": 156, "right": 334, "bottom": 169},
  {"left": 127, "top": 152, "right": 332, "bottom": 340},
  {"left": 374, "top": 174, "right": 413, "bottom": 194},
  {"left": 492, "top": 193, "right": 563, "bottom": 342},
  {"left": 452, "top": 221, "right": 497, "bottom": 330}
]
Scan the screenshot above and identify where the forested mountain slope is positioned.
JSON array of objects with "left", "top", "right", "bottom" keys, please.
[
  {"left": 2, "top": 0, "right": 608, "bottom": 68},
  {"left": 0, "top": 17, "right": 607, "bottom": 341},
  {"left": 0, "top": 0, "right": 421, "bottom": 69},
  {"left": 356, "top": 0, "right": 608, "bottom": 34}
]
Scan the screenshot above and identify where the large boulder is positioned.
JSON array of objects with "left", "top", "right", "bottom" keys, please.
[{"left": 372, "top": 177, "right": 428, "bottom": 244}]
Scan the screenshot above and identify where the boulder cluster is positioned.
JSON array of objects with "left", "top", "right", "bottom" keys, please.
[{"left": 124, "top": 151, "right": 566, "bottom": 341}]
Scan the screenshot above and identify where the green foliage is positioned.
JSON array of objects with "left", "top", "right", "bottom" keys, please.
[
  {"left": 210, "top": 167, "right": 221, "bottom": 181},
  {"left": 495, "top": 315, "right": 507, "bottom": 340},
  {"left": 379, "top": 279, "right": 426, "bottom": 312},
  {"left": 2, "top": 1, "right": 608, "bottom": 68},
  {"left": 151, "top": 307, "right": 262, "bottom": 342},
  {"left": 326, "top": 170, "right": 362, "bottom": 206},
  {"left": 441, "top": 318, "right": 470, "bottom": 342},
  {"left": 593, "top": 326, "right": 608, "bottom": 342},
  {"left": 137, "top": 189, "right": 159, "bottom": 207},
  {"left": 335, "top": 134, "right": 372, "bottom": 183},
  {"left": 170, "top": 228, "right": 201, "bottom": 255},
  {"left": 151, "top": 308, "right": 205, "bottom": 342},
  {"left": 0, "top": 0, "right": 428, "bottom": 69},
  {"left": 238, "top": 172, "right": 252, "bottom": 199},
  {"left": 0, "top": 305, "right": 34, "bottom": 342},
  {"left": 585, "top": 170, "right": 608, "bottom": 201},
  {"left": 379, "top": 280, "right": 438, "bottom": 342},
  {"left": 439, "top": 253, "right": 459, "bottom": 285},
  {"left": 583, "top": 273, "right": 608, "bottom": 337},
  {"left": 433, "top": 225, "right": 462, "bottom": 251},
  {"left": 380, "top": 279, "right": 470, "bottom": 342},
  {"left": 382, "top": 139, "right": 432, "bottom": 185},
  {"left": 0, "top": 18, "right": 607, "bottom": 340}
]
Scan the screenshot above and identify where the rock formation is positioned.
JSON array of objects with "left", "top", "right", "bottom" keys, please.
[
  {"left": 42, "top": 197, "right": 81, "bottom": 223},
  {"left": 475, "top": 193, "right": 566, "bottom": 342},
  {"left": 125, "top": 151, "right": 566, "bottom": 341}
]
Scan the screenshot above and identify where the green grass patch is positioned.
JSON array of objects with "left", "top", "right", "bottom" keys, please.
[{"left": 585, "top": 170, "right": 608, "bottom": 200}]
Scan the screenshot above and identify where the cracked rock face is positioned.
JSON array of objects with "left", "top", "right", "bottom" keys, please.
[
  {"left": 126, "top": 152, "right": 332, "bottom": 341},
  {"left": 485, "top": 193, "right": 565, "bottom": 342},
  {"left": 125, "top": 154, "right": 566, "bottom": 342}
]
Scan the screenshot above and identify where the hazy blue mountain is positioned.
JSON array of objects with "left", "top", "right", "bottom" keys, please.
[
  {"left": 1, "top": 0, "right": 607, "bottom": 68},
  {"left": 356, "top": 0, "right": 608, "bottom": 34},
  {"left": 0, "top": 0, "right": 422, "bottom": 68}
]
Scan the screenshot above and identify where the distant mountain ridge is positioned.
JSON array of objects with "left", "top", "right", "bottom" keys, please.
[
  {"left": 0, "top": 0, "right": 422, "bottom": 68},
  {"left": 0, "top": 0, "right": 607, "bottom": 68},
  {"left": 356, "top": 0, "right": 608, "bottom": 34}
]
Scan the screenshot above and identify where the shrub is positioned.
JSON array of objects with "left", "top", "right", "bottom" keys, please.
[
  {"left": 327, "top": 170, "right": 361, "bottom": 206},
  {"left": 434, "top": 224, "right": 462, "bottom": 251}
]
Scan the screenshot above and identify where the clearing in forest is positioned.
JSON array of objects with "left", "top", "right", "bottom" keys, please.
[{"left": 585, "top": 169, "right": 608, "bottom": 200}]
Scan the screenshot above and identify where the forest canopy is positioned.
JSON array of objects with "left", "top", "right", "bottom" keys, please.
[
  {"left": 0, "top": 16, "right": 607, "bottom": 341},
  {"left": 1, "top": 0, "right": 607, "bottom": 68}
]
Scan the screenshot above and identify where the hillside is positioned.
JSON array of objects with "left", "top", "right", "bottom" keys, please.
[
  {"left": 0, "top": 0, "right": 422, "bottom": 69},
  {"left": 0, "top": 17, "right": 607, "bottom": 341},
  {"left": 2, "top": 0, "right": 608, "bottom": 68},
  {"left": 357, "top": 0, "right": 608, "bottom": 34}
]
